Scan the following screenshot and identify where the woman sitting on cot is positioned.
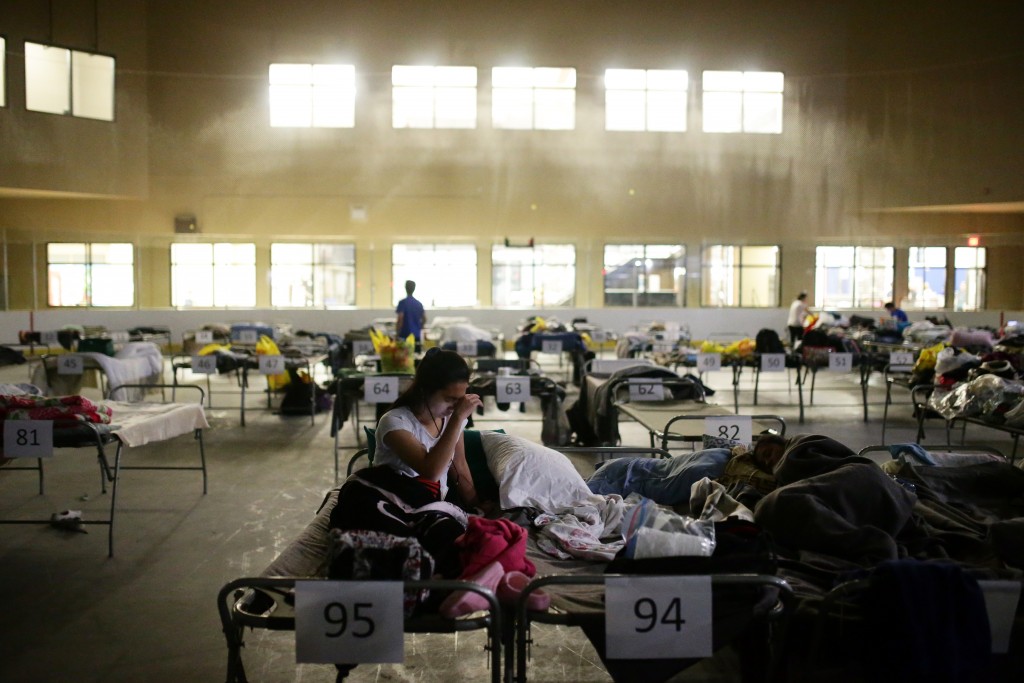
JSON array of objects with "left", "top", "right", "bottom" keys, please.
[{"left": 328, "top": 347, "right": 548, "bottom": 632}]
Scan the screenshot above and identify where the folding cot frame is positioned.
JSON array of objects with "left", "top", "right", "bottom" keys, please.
[
  {"left": 218, "top": 445, "right": 797, "bottom": 683},
  {"left": 907, "top": 385, "right": 1023, "bottom": 464},
  {"left": 171, "top": 351, "right": 328, "bottom": 426},
  {"left": 0, "top": 384, "right": 208, "bottom": 556}
]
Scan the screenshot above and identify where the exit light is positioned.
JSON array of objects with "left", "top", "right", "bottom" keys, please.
[{"left": 967, "top": 235, "right": 980, "bottom": 247}]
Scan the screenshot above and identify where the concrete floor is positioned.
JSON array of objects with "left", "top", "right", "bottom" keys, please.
[{"left": 1, "top": 357, "right": 1020, "bottom": 683}]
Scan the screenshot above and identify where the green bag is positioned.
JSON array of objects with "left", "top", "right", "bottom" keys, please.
[{"left": 77, "top": 337, "right": 116, "bottom": 356}]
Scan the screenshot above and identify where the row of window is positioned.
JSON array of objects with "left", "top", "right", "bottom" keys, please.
[
  {"left": 46, "top": 242, "right": 986, "bottom": 312},
  {"left": 271, "top": 64, "right": 784, "bottom": 133},
  {"left": 0, "top": 36, "right": 783, "bottom": 133}
]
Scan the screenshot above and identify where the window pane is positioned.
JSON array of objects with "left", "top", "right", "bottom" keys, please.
[
  {"left": 703, "top": 70, "right": 743, "bottom": 91},
  {"left": 48, "top": 243, "right": 88, "bottom": 263},
  {"left": 214, "top": 243, "right": 256, "bottom": 264},
  {"left": 907, "top": 247, "right": 947, "bottom": 310},
  {"left": 393, "top": 244, "right": 477, "bottom": 307},
  {"left": 272, "top": 243, "right": 313, "bottom": 265},
  {"left": 493, "top": 244, "right": 575, "bottom": 307},
  {"left": 90, "top": 243, "right": 134, "bottom": 264},
  {"left": 743, "top": 71, "right": 784, "bottom": 92},
  {"left": 953, "top": 247, "right": 986, "bottom": 311},
  {"left": 48, "top": 264, "right": 87, "bottom": 306},
  {"left": 90, "top": 264, "right": 134, "bottom": 306},
  {"left": 646, "top": 89, "right": 686, "bottom": 132},
  {"left": 214, "top": 265, "right": 256, "bottom": 307},
  {"left": 492, "top": 87, "right": 533, "bottom": 129},
  {"left": 25, "top": 42, "right": 70, "bottom": 115},
  {"left": 534, "top": 88, "right": 574, "bottom": 130},
  {"left": 743, "top": 92, "right": 782, "bottom": 134},
  {"left": 172, "top": 264, "right": 213, "bottom": 308},
  {"left": 270, "top": 83, "right": 312, "bottom": 127},
  {"left": 434, "top": 86, "right": 476, "bottom": 128},
  {"left": 271, "top": 264, "right": 312, "bottom": 307},
  {"left": 71, "top": 51, "right": 115, "bottom": 121},
  {"left": 605, "top": 68, "right": 645, "bottom": 90},
  {"left": 392, "top": 86, "right": 434, "bottom": 128},
  {"left": 493, "top": 67, "right": 535, "bottom": 88},
  {"left": 702, "top": 91, "right": 742, "bottom": 132},
  {"left": 171, "top": 243, "right": 212, "bottom": 264}
]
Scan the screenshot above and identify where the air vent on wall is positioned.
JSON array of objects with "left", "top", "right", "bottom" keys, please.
[{"left": 174, "top": 214, "right": 198, "bottom": 233}]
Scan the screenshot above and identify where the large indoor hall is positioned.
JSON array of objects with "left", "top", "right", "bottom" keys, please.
[{"left": 1, "top": 2, "right": 1023, "bottom": 682}]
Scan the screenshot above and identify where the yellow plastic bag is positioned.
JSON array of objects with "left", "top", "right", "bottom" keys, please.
[
  {"left": 255, "top": 334, "right": 290, "bottom": 390},
  {"left": 197, "top": 343, "right": 231, "bottom": 355},
  {"left": 913, "top": 341, "right": 947, "bottom": 373}
]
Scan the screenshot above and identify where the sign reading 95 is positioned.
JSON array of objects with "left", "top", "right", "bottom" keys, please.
[
  {"left": 605, "top": 576, "right": 712, "bottom": 659},
  {"left": 294, "top": 580, "right": 403, "bottom": 664}
]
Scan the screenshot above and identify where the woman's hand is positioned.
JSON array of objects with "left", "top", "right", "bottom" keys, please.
[{"left": 452, "top": 392, "right": 483, "bottom": 422}]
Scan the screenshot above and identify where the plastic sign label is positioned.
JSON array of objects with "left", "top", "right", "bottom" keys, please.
[
  {"left": 652, "top": 342, "right": 674, "bottom": 354},
  {"left": 258, "top": 355, "right": 284, "bottom": 375},
  {"left": 591, "top": 329, "right": 607, "bottom": 343},
  {"left": 628, "top": 378, "right": 666, "bottom": 401},
  {"left": 541, "top": 339, "right": 563, "bottom": 354},
  {"left": 496, "top": 376, "right": 530, "bottom": 400},
  {"left": 110, "top": 331, "right": 131, "bottom": 342},
  {"left": 294, "top": 580, "right": 403, "bottom": 664},
  {"left": 605, "top": 576, "right": 712, "bottom": 659},
  {"left": 889, "top": 351, "right": 915, "bottom": 373},
  {"left": 697, "top": 353, "right": 721, "bottom": 372},
  {"left": 191, "top": 355, "right": 218, "bottom": 375},
  {"left": 828, "top": 352, "right": 853, "bottom": 373},
  {"left": 195, "top": 330, "right": 214, "bottom": 344},
  {"left": 57, "top": 355, "right": 84, "bottom": 375},
  {"left": 456, "top": 340, "right": 477, "bottom": 356},
  {"left": 41, "top": 330, "right": 60, "bottom": 345},
  {"left": 978, "top": 580, "right": 1022, "bottom": 654},
  {"left": 364, "top": 376, "right": 399, "bottom": 403},
  {"left": 352, "top": 340, "right": 375, "bottom": 357},
  {"left": 238, "top": 330, "right": 259, "bottom": 344},
  {"left": 3, "top": 420, "right": 55, "bottom": 458},
  {"left": 703, "top": 415, "right": 753, "bottom": 444},
  {"left": 760, "top": 353, "right": 786, "bottom": 373}
]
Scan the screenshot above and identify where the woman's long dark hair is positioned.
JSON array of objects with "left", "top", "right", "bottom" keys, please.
[{"left": 390, "top": 348, "right": 470, "bottom": 412}]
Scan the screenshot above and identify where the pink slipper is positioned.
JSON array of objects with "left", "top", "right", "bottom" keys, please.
[
  {"left": 497, "top": 571, "right": 551, "bottom": 612},
  {"left": 438, "top": 560, "right": 504, "bottom": 618}
]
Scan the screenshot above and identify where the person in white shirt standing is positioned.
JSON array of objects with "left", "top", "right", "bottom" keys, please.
[{"left": 787, "top": 291, "right": 811, "bottom": 346}]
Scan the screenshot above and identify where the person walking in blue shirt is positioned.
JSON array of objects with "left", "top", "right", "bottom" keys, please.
[
  {"left": 884, "top": 301, "right": 908, "bottom": 323},
  {"left": 396, "top": 280, "right": 427, "bottom": 342}
]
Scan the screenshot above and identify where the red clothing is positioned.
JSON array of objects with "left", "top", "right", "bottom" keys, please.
[{"left": 455, "top": 516, "right": 535, "bottom": 578}]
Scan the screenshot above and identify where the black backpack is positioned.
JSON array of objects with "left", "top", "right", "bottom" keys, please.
[{"left": 755, "top": 328, "right": 786, "bottom": 354}]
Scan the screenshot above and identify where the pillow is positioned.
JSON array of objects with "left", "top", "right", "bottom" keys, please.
[{"left": 480, "top": 431, "right": 594, "bottom": 511}]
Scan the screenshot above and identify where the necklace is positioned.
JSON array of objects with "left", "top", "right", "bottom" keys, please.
[{"left": 425, "top": 404, "right": 442, "bottom": 436}]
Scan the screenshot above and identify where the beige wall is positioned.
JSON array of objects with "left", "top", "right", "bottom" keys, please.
[{"left": 1, "top": 0, "right": 1022, "bottom": 311}]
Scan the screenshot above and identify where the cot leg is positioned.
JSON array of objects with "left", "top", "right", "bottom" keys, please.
[
  {"left": 753, "top": 366, "right": 760, "bottom": 405},
  {"left": 108, "top": 442, "right": 123, "bottom": 558},
  {"left": 881, "top": 383, "right": 892, "bottom": 445},
  {"left": 795, "top": 366, "right": 805, "bottom": 424},
  {"left": 196, "top": 429, "right": 208, "bottom": 494},
  {"left": 36, "top": 457, "right": 45, "bottom": 495}
]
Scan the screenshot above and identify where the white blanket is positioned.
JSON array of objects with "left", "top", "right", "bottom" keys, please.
[{"left": 105, "top": 400, "right": 209, "bottom": 447}]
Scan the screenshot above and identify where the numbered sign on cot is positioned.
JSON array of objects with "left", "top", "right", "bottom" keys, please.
[
  {"left": 605, "top": 576, "right": 712, "bottom": 659},
  {"left": 364, "top": 376, "right": 399, "bottom": 403},
  {"left": 239, "top": 330, "right": 259, "bottom": 344},
  {"left": 703, "top": 415, "right": 752, "bottom": 445},
  {"left": 541, "top": 339, "right": 563, "bottom": 354},
  {"left": 828, "top": 352, "right": 853, "bottom": 373},
  {"left": 496, "top": 376, "right": 530, "bottom": 400},
  {"left": 760, "top": 353, "right": 786, "bottom": 373},
  {"left": 57, "top": 355, "right": 84, "bottom": 375},
  {"left": 352, "top": 340, "right": 375, "bottom": 357},
  {"left": 697, "top": 353, "right": 721, "bottom": 372},
  {"left": 456, "top": 340, "right": 477, "bottom": 356},
  {"left": 889, "top": 351, "right": 914, "bottom": 372},
  {"left": 195, "top": 330, "right": 214, "bottom": 344},
  {"left": 3, "top": 420, "right": 55, "bottom": 458},
  {"left": 258, "top": 354, "right": 284, "bottom": 375},
  {"left": 191, "top": 355, "right": 218, "bottom": 375},
  {"left": 628, "top": 378, "right": 665, "bottom": 401},
  {"left": 294, "top": 580, "right": 403, "bottom": 664},
  {"left": 41, "top": 330, "right": 60, "bottom": 345}
]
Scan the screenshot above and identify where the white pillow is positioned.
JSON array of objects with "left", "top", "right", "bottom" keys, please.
[{"left": 481, "top": 432, "right": 593, "bottom": 511}]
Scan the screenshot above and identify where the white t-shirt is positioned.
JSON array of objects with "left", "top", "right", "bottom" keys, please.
[
  {"left": 787, "top": 299, "right": 809, "bottom": 327},
  {"left": 374, "top": 406, "right": 465, "bottom": 499}
]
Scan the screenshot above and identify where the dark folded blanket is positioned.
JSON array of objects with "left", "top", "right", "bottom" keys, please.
[{"left": 755, "top": 462, "right": 918, "bottom": 565}]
